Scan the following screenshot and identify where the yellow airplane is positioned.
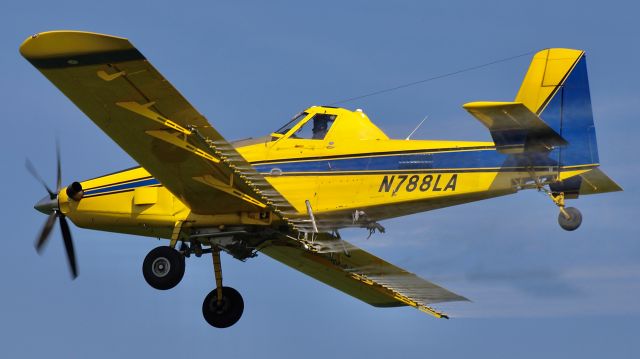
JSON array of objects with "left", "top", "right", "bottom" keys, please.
[{"left": 21, "top": 31, "right": 621, "bottom": 328}]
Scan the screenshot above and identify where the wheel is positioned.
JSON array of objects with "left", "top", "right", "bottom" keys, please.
[
  {"left": 558, "top": 207, "right": 582, "bottom": 231},
  {"left": 202, "top": 286, "right": 244, "bottom": 328},
  {"left": 142, "top": 246, "right": 185, "bottom": 290}
]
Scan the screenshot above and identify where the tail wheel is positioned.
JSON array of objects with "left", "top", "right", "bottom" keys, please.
[
  {"left": 142, "top": 246, "right": 185, "bottom": 290},
  {"left": 202, "top": 286, "right": 244, "bottom": 328},
  {"left": 558, "top": 207, "right": 582, "bottom": 231}
]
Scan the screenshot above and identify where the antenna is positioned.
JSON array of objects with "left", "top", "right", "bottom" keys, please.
[{"left": 405, "top": 115, "right": 429, "bottom": 140}]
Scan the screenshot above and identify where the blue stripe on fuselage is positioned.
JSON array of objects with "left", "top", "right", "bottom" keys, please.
[
  {"left": 84, "top": 178, "right": 161, "bottom": 196},
  {"left": 81, "top": 147, "right": 589, "bottom": 191},
  {"left": 252, "top": 149, "right": 561, "bottom": 174}
]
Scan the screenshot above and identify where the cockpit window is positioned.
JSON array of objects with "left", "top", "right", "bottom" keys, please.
[
  {"left": 291, "top": 114, "right": 337, "bottom": 140},
  {"left": 274, "top": 112, "right": 308, "bottom": 135}
]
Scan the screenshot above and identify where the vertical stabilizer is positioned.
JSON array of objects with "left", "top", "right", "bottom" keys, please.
[{"left": 515, "top": 48, "right": 598, "bottom": 166}]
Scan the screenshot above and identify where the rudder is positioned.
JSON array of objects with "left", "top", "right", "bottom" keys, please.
[{"left": 515, "top": 48, "right": 599, "bottom": 167}]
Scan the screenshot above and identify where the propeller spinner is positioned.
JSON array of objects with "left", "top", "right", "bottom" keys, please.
[{"left": 27, "top": 145, "right": 82, "bottom": 279}]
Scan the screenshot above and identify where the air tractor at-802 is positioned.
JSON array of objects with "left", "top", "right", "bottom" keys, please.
[{"left": 22, "top": 31, "right": 621, "bottom": 328}]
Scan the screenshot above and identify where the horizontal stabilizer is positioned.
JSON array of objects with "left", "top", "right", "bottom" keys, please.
[
  {"left": 463, "top": 101, "right": 567, "bottom": 153},
  {"left": 578, "top": 168, "right": 623, "bottom": 195},
  {"left": 551, "top": 167, "right": 622, "bottom": 197}
]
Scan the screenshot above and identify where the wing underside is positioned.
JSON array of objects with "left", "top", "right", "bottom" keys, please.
[{"left": 262, "top": 233, "right": 467, "bottom": 318}]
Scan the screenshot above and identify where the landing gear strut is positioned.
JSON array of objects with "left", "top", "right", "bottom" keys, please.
[
  {"left": 549, "top": 192, "right": 583, "bottom": 231},
  {"left": 201, "top": 248, "right": 244, "bottom": 328}
]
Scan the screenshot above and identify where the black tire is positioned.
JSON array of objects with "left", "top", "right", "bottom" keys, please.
[
  {"left": 558, "top": 207, "right": 582, "bottom": 231},
  {"left": 202, "top": 287, "right": 244, "bottom": 328},
  {"left": 142, "top": 246, "right": 185, "bottom": 290}
]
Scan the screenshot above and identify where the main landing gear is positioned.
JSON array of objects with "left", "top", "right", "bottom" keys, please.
[
  {"left": 142, "top": 246, "right": 185, "bottom": 290},
  {"left": 141, "top": 244, "right": 244, "bottom": 328},
  {"left": 549, "top": 192, "right": 583, "bottom": 231},
  {"left": 202, "top": 249, "right": 244, "bottom": 328}
]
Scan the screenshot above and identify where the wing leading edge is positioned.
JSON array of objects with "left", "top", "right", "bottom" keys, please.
[{"left": 20, "top": 30, "right": 296, "bottom": 217}]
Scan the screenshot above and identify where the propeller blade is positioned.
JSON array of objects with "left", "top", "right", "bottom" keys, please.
[
  {"left": 55, "top": 140, "right": 62, "bottom": 192},
  {"left": 26, "top": 158, "right": 55, "bottom": 198},
  {"left": 35, "top": 211, "right": 58, "bottom": 253},
  {"left": 59, "top": 214, "right": 78, "bottom": 279}
]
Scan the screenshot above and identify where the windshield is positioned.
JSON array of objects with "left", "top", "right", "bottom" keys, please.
[{"left": 274, "top": 112, "right": 308, "bottom": 135}]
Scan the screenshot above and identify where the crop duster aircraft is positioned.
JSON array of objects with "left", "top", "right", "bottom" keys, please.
[{"left": 21, "top": 31, "right": 621, "bottom": 328}]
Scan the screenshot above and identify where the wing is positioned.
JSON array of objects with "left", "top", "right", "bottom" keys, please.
[
  {"left": 20, "top": 31, "right": 295, "bottom": 216},
  {"left": 261, "top": 233, "right": 468, "bottom": 318},
  {"left": 463, "top": 101, "right": 567, "bottom": 154}
]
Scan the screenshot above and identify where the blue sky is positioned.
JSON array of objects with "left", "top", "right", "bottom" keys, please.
[{"left": 1, "top": 0, "right": 638, "bottom": 358}]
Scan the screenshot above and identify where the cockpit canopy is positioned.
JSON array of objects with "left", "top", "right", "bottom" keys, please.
[{"left": 272, "top": 106, "right": 389, "bottom": 142}]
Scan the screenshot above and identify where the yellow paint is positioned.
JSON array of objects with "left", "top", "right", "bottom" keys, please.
[
  {"left": 241, "top": 106, "right": 489, "bottom": 163},
  {"left": 170, "top": 220, "right": 185, "bottom": 247},
  {"left": 192, "top": 175, "right": 266, "bottom": 208},
  {"left": 558, "top": 169, "right": 591, "bottom": 181},
  {"left": 515, "top": 48, "right": 583, "bottom": 114},
  {"left": 19, "top": 30, "right": 131, "bottom": 59},
  {"left": 145, "top": 130, "right": 220, "bottom": 163},
  {"left": 117, "top": 101, "right": 192, "bottom": 135},
  {"left": 62, "top": 166, "right": 270, "bottom": 239},
  {"left": 133, "top": 187, "right": 158, "bottom": 205}
]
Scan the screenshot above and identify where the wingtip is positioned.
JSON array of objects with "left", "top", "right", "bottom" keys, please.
[{"left": 20, "top": 30, "right": 133, "bottom": 62}]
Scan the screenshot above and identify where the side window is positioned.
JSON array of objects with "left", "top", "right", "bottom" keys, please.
[{"left": 292, "top": 114, "right": 336, "bottom": 140}]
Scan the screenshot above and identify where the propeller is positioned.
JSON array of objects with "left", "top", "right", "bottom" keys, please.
[{"left": 27, "top": 144, "right": 81, "bottom": 279}]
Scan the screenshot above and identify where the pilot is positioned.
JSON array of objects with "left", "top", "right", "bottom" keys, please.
[{"left": 312, "top": 118, "right": 329, "bottom": 139}]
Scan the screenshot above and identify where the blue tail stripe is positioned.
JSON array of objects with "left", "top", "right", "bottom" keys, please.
[{"left": 541, "top": 55, "right": 599, "bottom": 166}]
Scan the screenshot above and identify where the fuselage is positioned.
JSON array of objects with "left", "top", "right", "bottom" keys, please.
[{"left": 59, "top": 106, "right": 595, "bottom": 239}]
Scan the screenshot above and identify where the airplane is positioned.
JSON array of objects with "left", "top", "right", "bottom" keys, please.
[{"left": 21, "top": 30, "right": 622, "bottom": 328}]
